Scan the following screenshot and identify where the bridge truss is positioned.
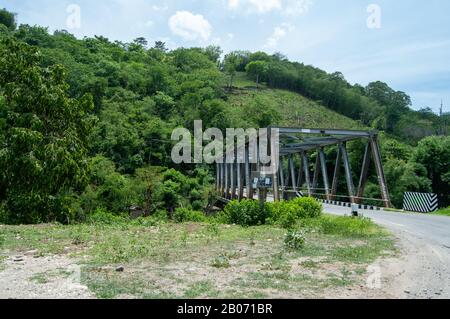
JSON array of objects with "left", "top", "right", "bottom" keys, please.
[{"left": 215, "top": 128, "right": 392, "bottom": 208}]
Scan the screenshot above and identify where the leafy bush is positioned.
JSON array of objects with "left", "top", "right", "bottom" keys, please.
[
  {"left": 222, "top": 200, "right": 267, "bottom": 227},
  {"left": 80, "top": 156, "right": 142, "bottom": 215},
  {"left": 265, "top": 201, "right": 303, "bottom": 229},
  {"left": 87, "top": 209, "right": 128, "bottom": 225},
  {"left": 154, "top": 169, "right": 211, "bottom": 214},
  {"left": 173, "top": 208, "right": 206, "bottom": 223},
  {"left": 284, "top": 230, "right": 306, "bottom": 250},
  {"left": 290, "top": 197, "right": 322, "bottom": 218},
  {"left": 266, "top": 197, "right": 322, "bottom": 229}
]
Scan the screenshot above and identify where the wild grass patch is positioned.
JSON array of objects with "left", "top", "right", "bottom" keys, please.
[
  {"left": 0, "top": 212, "right": 395, "bottom": 299},
  {"left": 434, "top": 207, "right": 450, "bottom": 217}
]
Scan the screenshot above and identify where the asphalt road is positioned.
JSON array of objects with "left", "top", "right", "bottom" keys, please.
[
  {"left": 323, "top": 204, "right": 450, "bottom": 247},
  {"left": 323, "top": 204, "right": 450, "bottom": 299}
]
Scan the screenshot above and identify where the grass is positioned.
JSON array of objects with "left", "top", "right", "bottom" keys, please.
[
  {"left": 433, "top": 207, "right": 450, "bottom": 217},
  {"left": 28, "top": 268, "right": 72, "bottom": 285},
  {"left": 232, "top": 72, "right": 267, "bottom": 89},
  {"left": 184, "top": 280, "right": 219, "bottom": 299},
  {"left": 0, "top": 214, "right": 396, "bottom": 299},
  {"left": 225, "top": 73, "right": 366, "bottom": 130}
]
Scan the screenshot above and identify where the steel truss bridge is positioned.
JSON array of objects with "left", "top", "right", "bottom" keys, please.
[{"left": 215, "top": 128, "right": 391, "bottom": 208}]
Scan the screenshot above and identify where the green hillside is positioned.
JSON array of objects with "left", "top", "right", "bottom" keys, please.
[{"left": 226, "top": 74, "right": 366, "bottom": 130}]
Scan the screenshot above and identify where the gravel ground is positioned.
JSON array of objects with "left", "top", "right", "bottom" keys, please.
[
  {"left": 0, "top": 253, "right": 95, "bottom": 299},
  {"left": 1, "top": 206, "right": 449, "bottom": 299}
]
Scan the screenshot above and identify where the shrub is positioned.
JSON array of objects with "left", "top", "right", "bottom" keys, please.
[
  {"left": 173, "top": 208, "right": 206, "bottom": 223},
  {"left": 220, "top": 198, "right": 321, "bottom": 228},
  {"left": 152, "top": 210, "right": 170, "bottom": 222},
  {"left": 265, "top": 197, "right": 322, "bottom": 229},
  {"left": 222, "top": 200, "right": 266, "bottom": 226},
  {"left": 265, "top": 201, "right": 303, "bottom": 229},
  {"left": 290, "top": 197, "right": 322, "bottom": 218},
  {"left": 284, "top": 230, "right": 306, "bottom": 250},
  {"left": 87, "top": 208, "right": 128, "bottom": 225}
]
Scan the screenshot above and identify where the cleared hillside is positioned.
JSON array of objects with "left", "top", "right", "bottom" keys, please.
[{"left": 225, "top": 73, "right": 366, "bottom": 130}]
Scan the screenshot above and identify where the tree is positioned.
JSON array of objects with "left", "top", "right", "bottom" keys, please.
[
  {"left": 383, "top": 159, "right": 432, "bottom": 208},
  {"left": 245, "top": 61, "right": 268, "bottom": 89},
  {"left": 249, "top": 51, "right": 272, "bottom": 63},
  {"left": 203, "top": 45, "right": 222, "bottom": 64},
  {"left": 0, "top": 8, "right": 16, "bottom": 31},
  {"left": 133, "top": 37, "right": 148, "bottom": 47},
  {"left": 154, "top": 41, "right": 167, "bottom": 52},
  {"left": 0, "top": 38, "right": 96, "bottom": 224},
  {"left": 365, "top": 81, "right": 411, "bottom": 133},
  {"left": 223, "top": 52, "right": 242, "bottom": 90},
  {"left": 128, "top": 37, "right": 147, "bottom": 52},
  {"left": 412, "top": 136, "right": 450, "bottom": 207}
]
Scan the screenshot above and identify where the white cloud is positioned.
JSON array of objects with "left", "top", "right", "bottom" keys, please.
[
  {"left": 284, "top": 0, "right": 313, "bottom": 16},
  {"left": 227, "top": 0, "right": 312, "bottom": 15},
  {"left": 152, "top": 5, "right": 168, "bottom": 12},
  {"left": 227, "top": 0, "right": 240, "bottom": 9},
  {"left": 264, "top": 23, "right": 294, "bottom": 48},
  {"left": 249, "top": 0, "right": 282, "bottom": 13},
  {"left": 168, "top": 11, "right": 212, "bottom": 41}
]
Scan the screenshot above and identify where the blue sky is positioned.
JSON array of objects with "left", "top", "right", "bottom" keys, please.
[{"left": 2, "top": 0, "right": 450, "bottom": 113}]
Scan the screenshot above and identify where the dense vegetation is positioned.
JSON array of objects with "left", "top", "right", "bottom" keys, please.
[
  {"left": 224, "top": 51, "right": 449, "bottom": 140},
  {"left": 0, "top": 9, "right": 448, "bottom": 224}
]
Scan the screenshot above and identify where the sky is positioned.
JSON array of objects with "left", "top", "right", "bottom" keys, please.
[{"left": 1, "top": 0, "right": 450, "bottom": 113}]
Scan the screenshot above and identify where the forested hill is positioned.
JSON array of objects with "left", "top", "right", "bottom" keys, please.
[
  {"left": 1, "top": 23, "right": 447, "bottom": 142},
  {"left": 0, "top": 11, "right": 448, "bottom": 224}
]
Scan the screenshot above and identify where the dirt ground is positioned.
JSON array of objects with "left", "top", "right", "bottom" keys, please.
[
  {"left": 0, "top": 235, "right": 420, "bottom": 299},
  {"left": 2, "top": 216, "right": 443, "bottom": 299},
  {"left": 0, "top": 253, "right": 94, "bottom": 299}
]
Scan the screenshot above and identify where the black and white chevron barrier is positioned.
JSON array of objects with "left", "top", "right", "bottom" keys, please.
[{"left": 403, "top": 192, "right": 439, "bottom": 213}]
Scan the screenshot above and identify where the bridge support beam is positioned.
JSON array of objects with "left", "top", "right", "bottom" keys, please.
[
  {"left": 245, "top": 144, "right": 253, "bottom": 200},
  {"left": 319, "top": 148, "right": 331, "bottom": 200},
  {"left": 341, "top": 142, "right": 356, "bottom": 204},
  {"left": 230, "top": 162, "right": 236, "bottom": 200},
  {"left": 237, "top": 162, "right": 244, "bottom": 200},
  {"left": 302, "top": 152, "right": 312, "bottom": 196},
  {"left": 357, "top": 142, "right": 371, "bottom": 204},
  {"left": 370, "top": 137, "right": 392, "bottom": 208},
  {"left": 224, "top": 163, "right": 229, "bottom": 199},
  {"left": 331, "top": 146, "right": 342, "bottom": 201},
  {"left": 289, "top": 155, "right": 297, "bottom": 192},
  {"left": 297, "top": 155, "right": 304, "bottom": 190},
  {"left": 269, "top": 130, "right": 280, "bottom": 202},
  {"left": 312, "top": 153, "right": 320, "bottom": 192}
]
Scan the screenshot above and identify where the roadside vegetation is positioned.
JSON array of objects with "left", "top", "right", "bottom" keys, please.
[
  {"left": 433, "top": 207, "right": 450, "bottom": 217},
  {"left": 0, "top": 9, "right": 449, "bottom": 226},
  {"left": 0, "top": 199, "right": 396, "bottom": 299}
]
